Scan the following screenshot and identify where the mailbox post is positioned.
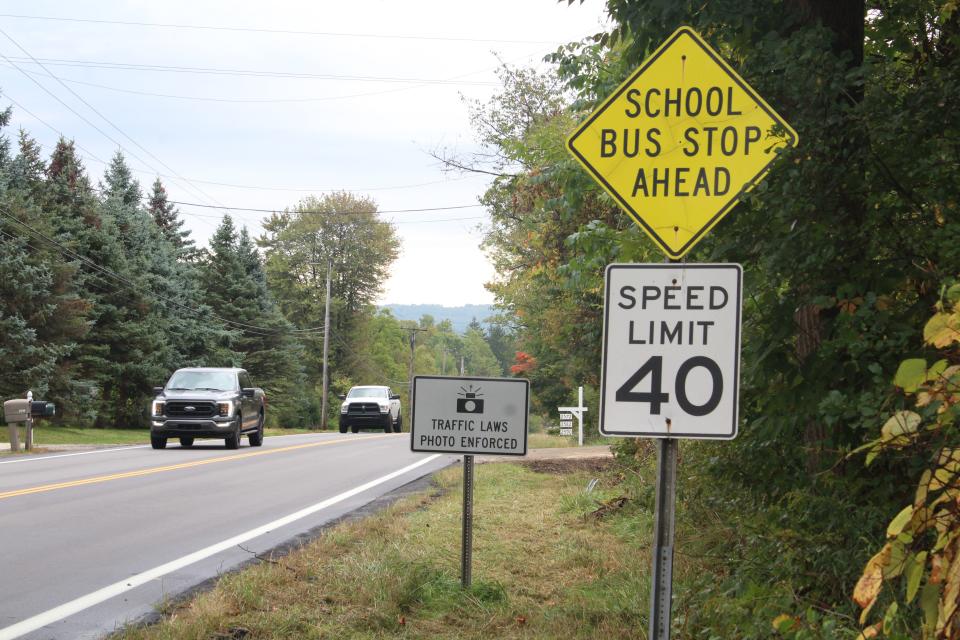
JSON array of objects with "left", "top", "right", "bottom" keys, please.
[
  {"left": 25, "top": 390, "right": 33, "bottom": 450},
  {"left": 4, "top": 392, "right": 55, "bottom": 452}
]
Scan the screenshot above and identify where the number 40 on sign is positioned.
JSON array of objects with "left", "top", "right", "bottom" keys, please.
[{"left": 599, "top": 264, "right": 742, "bottom": 440}]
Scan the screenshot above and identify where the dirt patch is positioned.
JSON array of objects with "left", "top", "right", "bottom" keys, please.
[{"left": 520, "top": 457, "right": 615, "bottom": 475}]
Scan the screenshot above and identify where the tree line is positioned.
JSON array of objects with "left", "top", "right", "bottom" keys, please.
[{"left": 0, "top": 111, "right": 511, "bottom": 428}]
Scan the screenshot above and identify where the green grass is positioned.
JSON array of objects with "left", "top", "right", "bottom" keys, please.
[
  {"left": 0, "top": 425, "right": 150, "bottom": 445},
  {"left": 0, "top": 425, "right": 335, "bottom": 446},
  {"left": 112, "top": 459, "right": 644, "bottom": 640}
]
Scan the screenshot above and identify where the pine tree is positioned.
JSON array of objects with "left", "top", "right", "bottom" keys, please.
[
  {"left": 0, "top": 126, "right": 89, "bottom": 411},
  {"left": 200, "top": 217, "right": 309, "bottom": 426},
  {"left": 146, "top": 177, "right": 195, "bottom": 259}
]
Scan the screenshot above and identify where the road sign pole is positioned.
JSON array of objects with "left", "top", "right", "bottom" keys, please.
[
  {"left": 461, "top": 453, "right": 474, "bottom": 588},
  {"left": 578, "top": 386, "right": 584, "bottom": 446},
  {"left": 649, "top": 437, "right": 678, "bottom": 639}
]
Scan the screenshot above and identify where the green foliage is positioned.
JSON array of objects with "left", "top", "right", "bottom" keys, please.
[
  {"left": 851, "top": 282, "right": 960, "bottom": 639},
  {"left": 459, "top": 0, "right": 960, "bottom": 636}
]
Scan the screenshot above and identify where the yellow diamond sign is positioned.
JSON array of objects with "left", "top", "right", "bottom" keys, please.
[{"left": 567, "top": 27, "right": 798, "bottom": 258}]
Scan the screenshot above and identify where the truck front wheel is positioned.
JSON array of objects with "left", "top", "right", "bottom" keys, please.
[
  {"left": 225, "top": 418, "right": 240, "bottom": 449},
  {"left": 151, "top": 435, "right": 167, "bottom": 450},
  {"left": 248, "top": 412, "right": 264, "bottom": 447}
]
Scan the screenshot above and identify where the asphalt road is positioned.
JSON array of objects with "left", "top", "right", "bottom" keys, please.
[{"left": 0, "top": 432, "right": 452, "bottom": 640}]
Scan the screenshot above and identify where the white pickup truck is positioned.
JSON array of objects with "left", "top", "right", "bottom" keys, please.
[{"left": 338, "top": 385, "right": 402, "bottom": 434}]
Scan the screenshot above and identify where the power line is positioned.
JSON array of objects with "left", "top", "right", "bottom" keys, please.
[
  {"left": 169, "top": 200, "right": 482, "bottom": 215},
  {"left": 0, "top": 56, "right": 500, "bottom": 84},
  {"left": 174, "top": 207, "right": 486, "bottom": 225},
  {"left": 0, "top": 97, "right": 487, "bottom": 228},
  {"left": 0, "top": 14, "right": 563, "bottom": 45},
  {"left": 0, "top": 64, "right": 491, "bottom": 103},
  {"left": 0, "top": 92, "right": 109, "bottom": 165},
  {"left": 0, "top": 91, "right": 484, "bottom": 195},
  {"left": 0, "top": 30, "right": 233, "bottom": 219},
  {"left": 0, "top": 207, "right": 326, "bottom": 336}
]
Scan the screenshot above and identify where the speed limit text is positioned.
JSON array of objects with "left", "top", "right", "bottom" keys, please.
[{"left": 617, "top": 284, "right": 730, "bottom": 346}]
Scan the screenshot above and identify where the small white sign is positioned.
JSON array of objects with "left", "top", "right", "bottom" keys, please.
[
  {"left": 411, "top": 376, "right": 529, "bottom": 456},
  {"left": 600, "top": 264, "right": 742, "bottom": 439},
  {"left": 560, "top": 428, "right": 573, "bottom": 436}
]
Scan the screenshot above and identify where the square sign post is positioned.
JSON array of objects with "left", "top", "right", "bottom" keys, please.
[
  {"left": 566, "top": 26, "right": 795, "bottom": 640},
  {"left": 411, "top": 375, "right": 529, "bottom": 588}
]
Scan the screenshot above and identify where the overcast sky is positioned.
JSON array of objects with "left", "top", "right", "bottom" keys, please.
[{"left": 0, "top": 1, "right": 609, "bottom": 305}]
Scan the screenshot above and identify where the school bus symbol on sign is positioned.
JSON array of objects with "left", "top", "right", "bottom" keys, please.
[{"left": 567, "top": 27, "right": 798, "bottom": 259}]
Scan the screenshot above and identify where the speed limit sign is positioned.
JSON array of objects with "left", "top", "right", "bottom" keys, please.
[{"left": 600, "top": 263, "right": 742, "bottom": 439}]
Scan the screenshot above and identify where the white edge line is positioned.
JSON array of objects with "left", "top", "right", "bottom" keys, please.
[
  {"left": 0, "top": 453, "right": 443, "bottom": 640},
  {"left": 0, "top": 445, "right": 150, "bottom": 465},
  {"left": 0, "top": 432, "right": 343, "bottom": 465}
]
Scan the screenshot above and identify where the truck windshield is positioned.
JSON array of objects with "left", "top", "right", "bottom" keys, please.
[
  {"left": 347, "top": 388, "right": 387, "bottom": 398},
  {"left": 166, "top": 371, "right": 236, "bottom": 392}
]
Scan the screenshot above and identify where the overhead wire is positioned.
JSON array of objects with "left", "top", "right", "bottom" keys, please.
[
  {"left": 0, "top": 14, "right": 564, "bottom": 45},
  {"left": 168, "top": 200, "right": 482, "bottom": 215},
  {"left": 0, "top": 92, "right": 109, "bottom": 165},
  {"left": 0, "top": 91, "right": 485, "bottom": 195},
  {"left": 0, "top": 56, "right": 500, "bottom": 84},
  {"left": 0, "top": 67, "right": 489, "bottom": 104},
  {"left": 0, "top": 29, "right": 234, "bottom": 222}
]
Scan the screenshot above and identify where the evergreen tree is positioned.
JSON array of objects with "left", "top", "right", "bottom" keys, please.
[
  {"left": 0, "top": 118, "right": 87, "bottom": 404},
  {"left": 200, "top": 216, "right": 309, "bottom": 426},
  {"left": 146, "top": 177, "right": 195, "bottom": 259}
]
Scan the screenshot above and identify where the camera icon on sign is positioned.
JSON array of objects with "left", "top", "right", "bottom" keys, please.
[{"left": 456, "top": 385, "right": 484, "bottom": 414}]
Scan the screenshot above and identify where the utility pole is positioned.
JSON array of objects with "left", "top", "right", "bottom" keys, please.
[
  {"left": 460, "top": 355, "right": 465, "bottom": 376},
  {"left": 319, "top": 259, "right": 332, "bottom": 430},
  {"left": 405, "top": 327, "right": 427, "bottom": 419}
]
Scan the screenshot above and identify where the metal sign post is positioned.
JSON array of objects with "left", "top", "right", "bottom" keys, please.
[
  {"left": 650, "top": 438, "right": 678, "bottom": 638},
  {"left": 461, "top": 454, "right": 474, "bottom": 588},
  {"left": 410, "top": 375, "right": 529, "bottom": 589}
]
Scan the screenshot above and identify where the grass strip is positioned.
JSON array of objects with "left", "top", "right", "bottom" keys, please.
[{"left": 113, "top": 459, "right": 646, "bottom": 640}]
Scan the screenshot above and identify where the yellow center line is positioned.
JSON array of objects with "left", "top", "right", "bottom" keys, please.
[{"left": 0, "top": 434, "right": 395, "bottom": 501}]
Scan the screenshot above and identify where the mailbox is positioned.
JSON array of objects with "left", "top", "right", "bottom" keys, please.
[
  {"left": 3, "top": 399, "right": 30, "bottom": 423},
  {"left": 31, "top": 401, "right": 55, "bottom": 418}
]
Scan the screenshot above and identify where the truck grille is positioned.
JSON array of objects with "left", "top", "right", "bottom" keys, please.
[
  {"left": 347, "top": 402, "right": 381, "bottom": 416},
  {"left": 165, "top": 401, "right": 217, "bottom": 418}
]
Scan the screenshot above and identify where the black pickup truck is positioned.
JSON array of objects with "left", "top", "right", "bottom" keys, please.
[{"left": 150, "top": 367, "right": 266, "bottom": 450}]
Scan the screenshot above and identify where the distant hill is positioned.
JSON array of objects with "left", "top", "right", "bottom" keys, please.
[{"left": 380, "top": 304, "right": 496, "bottom": 333}]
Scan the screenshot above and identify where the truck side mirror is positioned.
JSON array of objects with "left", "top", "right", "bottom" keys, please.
[
  {"left": 336, "top": 393, "right": 346, "bottom": 400},
  {"left": 390, "top": 394, "right": 400, "bottom": 400},
  {"left": 153, "top": 387, "right": 164, "bottom": 395},
  {"left": 242, "top": 388, "right": 256, "bottom": 398}
]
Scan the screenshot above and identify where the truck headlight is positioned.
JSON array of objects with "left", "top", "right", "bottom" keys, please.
[
  {"left": 218, "top": 401, "right": 235, "bottom": 417},
  {"left": 152, "top": 401, "right": 165, "bottom": 416},
  {"left": 340, "top": 403, "right": 349, "bottom": 414},
  {"left": 378, "top": 402, "right": 389, "bottom": 413}
]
